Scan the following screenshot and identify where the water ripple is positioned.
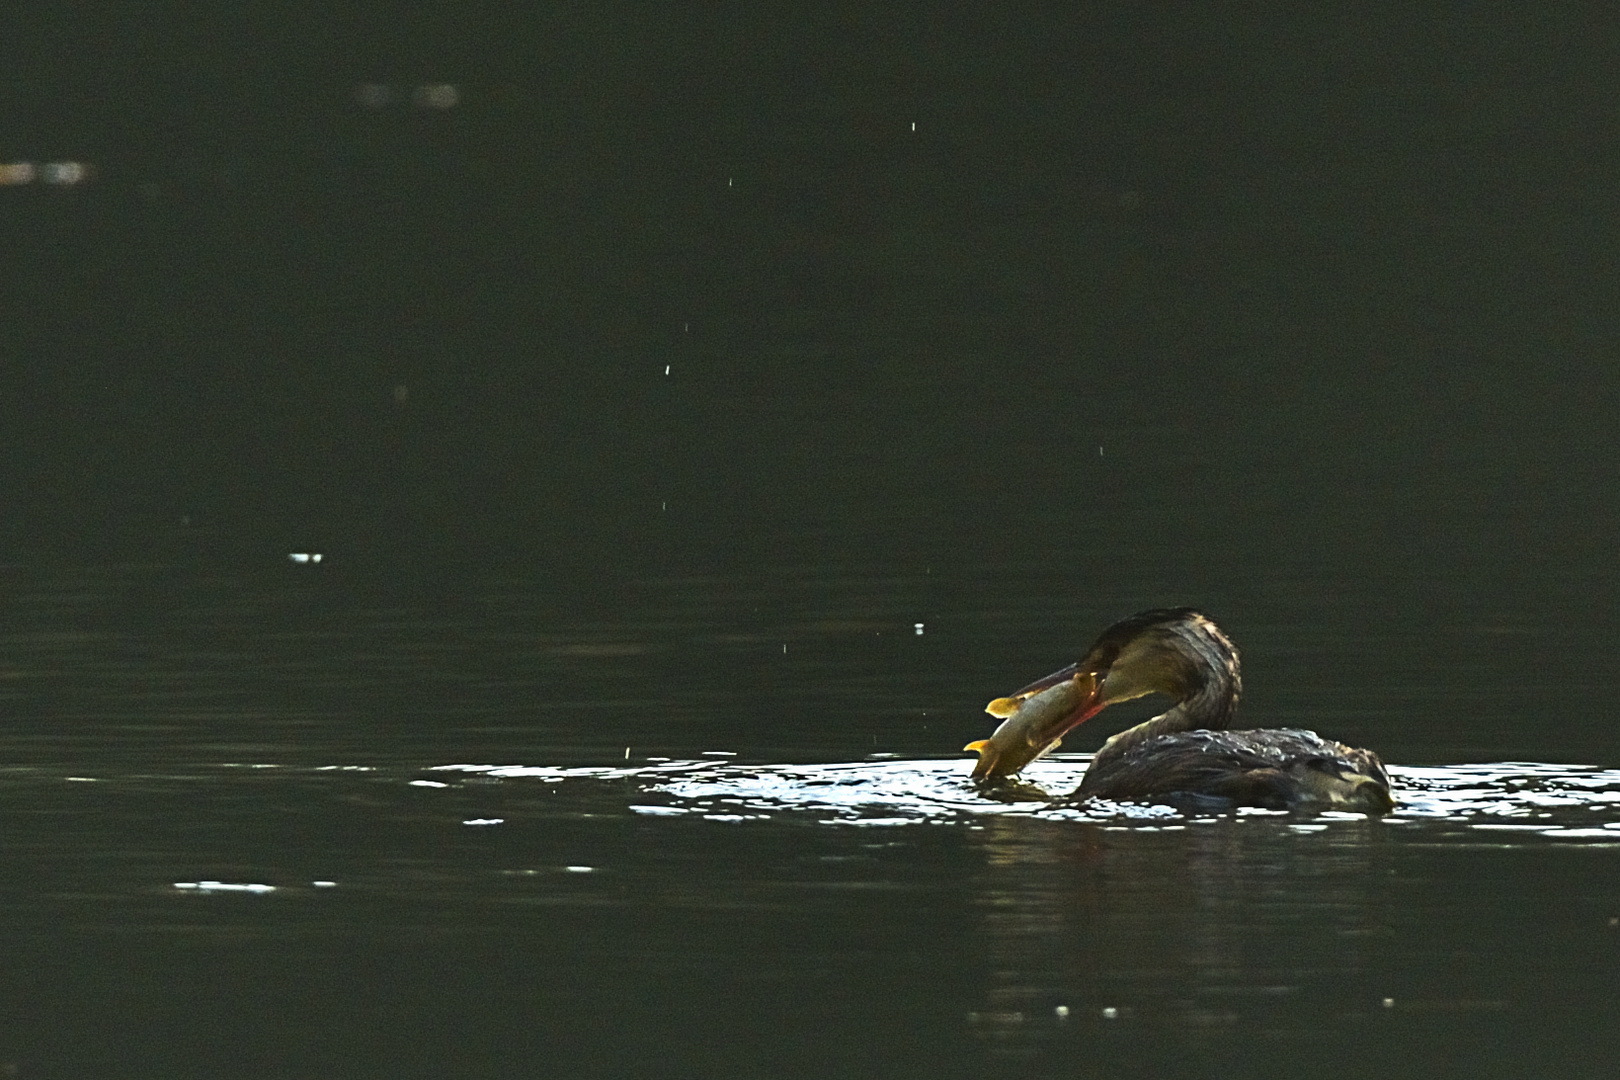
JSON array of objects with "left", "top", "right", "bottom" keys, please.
[{"left": 428, "top": 757, "right": 1620, "bottom": 840}]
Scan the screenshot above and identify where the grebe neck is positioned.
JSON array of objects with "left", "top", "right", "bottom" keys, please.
[{"left": 1092, "top": 614, "right": 1241, "bottom": 764}]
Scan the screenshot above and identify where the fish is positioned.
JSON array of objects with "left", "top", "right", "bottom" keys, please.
[{"left": 964, "top": 673, "right": 1099, "bottom": 780}]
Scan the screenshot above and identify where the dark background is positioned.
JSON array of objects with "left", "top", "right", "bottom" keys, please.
[
  {"left": 4, "top": 7, "right": 1620, "bottom": 1077},
  {"left": 9, "top": 2, "right": 1619, "bottom": 758}
]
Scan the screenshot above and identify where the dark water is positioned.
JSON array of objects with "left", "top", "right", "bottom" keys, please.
[
  {"left": 2, "top": 565, "right": 1619, "bottom": 1079},
  {"left": 9, "top": 4, "right": 1620, "bottom": 1077}
]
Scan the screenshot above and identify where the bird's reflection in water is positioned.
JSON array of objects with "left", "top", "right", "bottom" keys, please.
[{"left": 965, "top": 813, "right": 1389, "bottom": 1063}]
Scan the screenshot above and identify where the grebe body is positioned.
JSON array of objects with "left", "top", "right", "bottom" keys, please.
[{"left": 965, "top": 608, "right": 1393, "bottom": 813}]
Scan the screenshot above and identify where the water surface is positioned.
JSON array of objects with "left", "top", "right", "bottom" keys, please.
[{"left": 2, "top": 564, "right": 1617, "bottom": 1079}]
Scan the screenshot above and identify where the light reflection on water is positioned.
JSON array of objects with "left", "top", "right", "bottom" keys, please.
[
  {"left": 430, "top": 756, "right": 1620, "bottom": 841},
  {"left": 0, "top": 751, "right": 1616, "bottom": 1074},
  {"left": 957, "top": 807, "right": 1398, "bottom": 1060},
  {"left": 419, "top": 755, "right": 1620, "bottom": 1064}
]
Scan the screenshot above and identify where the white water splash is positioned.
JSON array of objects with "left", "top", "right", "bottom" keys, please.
[{"left": 426, "top": 756, "right": 1620, "bottom": 840}]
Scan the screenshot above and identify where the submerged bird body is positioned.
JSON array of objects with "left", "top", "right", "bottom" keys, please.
[
  {"left": 1078, "top": 727, "right": 1393, "bottom": 811},
  {"left": 966, "top": 608, "right": 1394, "bottom": 812}
]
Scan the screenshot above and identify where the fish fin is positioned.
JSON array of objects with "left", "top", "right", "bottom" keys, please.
[
  {"left": 985, "top": 696, "right": 1021, "bottom": 719},
  {"left": 963, "top": 739, "right": 991, "bottom": 755}
]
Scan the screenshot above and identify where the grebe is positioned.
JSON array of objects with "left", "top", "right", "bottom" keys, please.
[{"left": 965, "top": 608, "right": 1394, "bottom": 812}]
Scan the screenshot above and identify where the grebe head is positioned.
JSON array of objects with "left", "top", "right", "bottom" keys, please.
[
  {"left": 970, "top": 608, "right": 1241, "bottom": 779},
  {"left": 1075, "top": 608, "right": 1241, "bottom": 715}
]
